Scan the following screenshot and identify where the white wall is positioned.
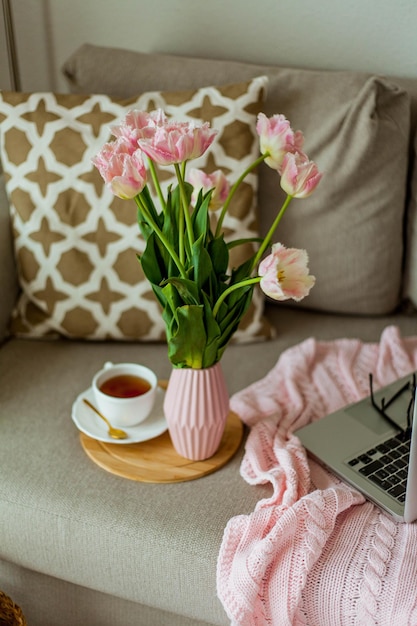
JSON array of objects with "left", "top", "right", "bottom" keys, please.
[{"left": 1, "top": 0, "right": 417, "bottom": 93}]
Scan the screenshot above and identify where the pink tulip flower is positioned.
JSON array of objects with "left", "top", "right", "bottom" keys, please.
[
  {"left": 111, "top": 109, "right": 167, "bottom": 147},
  {"left": 258, "top": 242, "right": 315, "bottom": 301},
  {"left": 92, "top": 137, "right": 147, "bottom": 199},
  {"left": 138, "top": 120, "right": 217, "bottom": 166},
  {"left": 280, "top": 152, "right": 322, "bottom": 198},
  {"left": 187, "top": 168, "right": 230, "bottom": 211},
  {"left": 256, "top": 113, "right": 305, "bottom": 171}
]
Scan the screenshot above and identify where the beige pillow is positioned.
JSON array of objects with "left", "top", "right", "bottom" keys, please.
[
  {"left": 264, "top": 74, "right": 410, "bottom": 315},
  {"left": 404, "top": 131, "right": 417, "bottom": 307},
  {"left": 64, "top": 45, "right": 411, "bottom": 315},
  {"left": 0, "top": 76, "right": 273, "bottom": 341}
]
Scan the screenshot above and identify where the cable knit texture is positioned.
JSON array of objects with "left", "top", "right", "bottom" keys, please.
[{"left": 217, "top": 327, "right": 417, "bottom": 626}]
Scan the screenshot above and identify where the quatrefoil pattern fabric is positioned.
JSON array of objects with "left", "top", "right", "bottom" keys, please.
[{"left": 0, "top": 77, "right": 273, "bottom": 341}]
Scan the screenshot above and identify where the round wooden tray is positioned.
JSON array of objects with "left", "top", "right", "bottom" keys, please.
[{"left": 79, "top": 411, "right": 244, "bottom": 483}]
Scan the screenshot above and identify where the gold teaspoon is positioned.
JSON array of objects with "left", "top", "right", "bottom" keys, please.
[{"left": 83, "top": 398, "right": 128, "bottom": 440}]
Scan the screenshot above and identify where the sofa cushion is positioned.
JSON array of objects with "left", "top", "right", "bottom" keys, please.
[
  {"left": 0, "top": 172, "right": 19, "bottom": 343},
  {"left": 64, "top": 45, "right": 411, "bottom": 315},
  {"left": 2, "top": 314, "right": 417, "bottom": 625},
  {"left": 403, "top": 130, "right": 417, "bottom": 307},
  {"left": 272, "top": 73, "right": 409, "bottom": 316},
  {"left": 0, "top": 76, "right": 272, "bottom": 341}
]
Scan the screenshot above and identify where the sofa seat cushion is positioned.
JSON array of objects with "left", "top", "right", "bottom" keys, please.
[
  {"left": 64, "top": 45, "right": 411, "bottom": 316},
  {"left": 0, "top": 560, "right": 216, "bottom": 626},
  {"left": 1, "top": 311, "right": 417, "bottom": 624},
  {"left": 0, "top": 76, "right": 271, "bottom": 343}
]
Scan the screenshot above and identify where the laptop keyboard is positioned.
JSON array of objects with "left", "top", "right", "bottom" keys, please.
[{"left": 347, "top": 432, "right": 411, "bottom": 503}]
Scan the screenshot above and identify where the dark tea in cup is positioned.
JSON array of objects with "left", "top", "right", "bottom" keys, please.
[
  {"left": 100, "top": 374, "right": 151, "bottom": 398},
  {"left": 92, "top": 362, "right": 157, "bottom": 426}
]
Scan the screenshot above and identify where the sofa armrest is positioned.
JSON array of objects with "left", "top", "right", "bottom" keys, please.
[{"left": 0, "top": 172, "right": 19, "bottom": 343}]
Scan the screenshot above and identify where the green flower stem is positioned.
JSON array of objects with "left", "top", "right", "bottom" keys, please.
[
  {"left": 212, "top": 276, "right": 261, "bottom": 318},
  {"left": 212, "top": 193, "right": 294, "bottom": 319},
  {"left": 178, "top": 205, "right": 185, "bottom": 265},
  {"left": 134, "top": 195, "right": 187, "bottom": 279},
  {"left": 148, "top": 158, "right": 166, "bottom": 212},
  {"left": 175, "top": 162, "right": 194, "bottom": 252},
  {"left": 215, "top": 153, "right": 268, "bottom": 237},
  {"left": 178, "top": 162, "right": 187, "bottom": 264},
  {"left": 250, "top": 194, "right": 293, "bottom": 271}
]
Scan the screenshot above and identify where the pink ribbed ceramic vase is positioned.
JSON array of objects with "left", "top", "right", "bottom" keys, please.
[{"left": 163, "top": 363, "right": 230, "bottom": 461}]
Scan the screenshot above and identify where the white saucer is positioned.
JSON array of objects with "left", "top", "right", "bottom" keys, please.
[{"left": 72, "top": 386, "right": 167, "bottom": 444}]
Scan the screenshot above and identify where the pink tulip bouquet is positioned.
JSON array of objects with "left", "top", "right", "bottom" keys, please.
[{"left": 93, "top": 109, "right": 322, "bottom": 369}]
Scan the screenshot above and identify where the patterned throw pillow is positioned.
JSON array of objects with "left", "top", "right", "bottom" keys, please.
[{"left": 0, "top": 76, "right": 273, "bottom": 341}]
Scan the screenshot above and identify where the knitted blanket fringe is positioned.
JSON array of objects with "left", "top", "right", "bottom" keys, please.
[{"left": 217, "top": 326, "right": 417, "bottom": 626}]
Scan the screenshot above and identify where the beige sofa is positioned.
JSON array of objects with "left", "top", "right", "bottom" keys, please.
[{"left": 1, "top": 44, "right": 417, "bottom": 625}]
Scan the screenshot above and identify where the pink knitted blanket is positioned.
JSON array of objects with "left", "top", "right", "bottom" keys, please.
[{"left": 217, "top": 326, "right": 417, "bottom": 626}]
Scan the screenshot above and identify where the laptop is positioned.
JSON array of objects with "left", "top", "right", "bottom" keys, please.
[{"left": 296, "top": 372, "right": 417, "bottom": 523}]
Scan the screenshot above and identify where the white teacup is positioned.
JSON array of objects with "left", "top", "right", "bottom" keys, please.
[{"left": 92, "top": 362, "right": 158, "bottom": 427}]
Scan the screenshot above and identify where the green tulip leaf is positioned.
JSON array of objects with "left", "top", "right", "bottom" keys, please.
[
  {"left": 191, "top": 235, "right": 213, "bottom": 290},
  {"left": 192, "top": 190, "right": 210, "bottom": 240},
  {"left": 162, "top": 277, "right": 200, "bottom": 305},
  {"left": 140, "top": 232, "right": 170, "bottom": 284},
  {"left": 168, "top": 305, "right": 208, "bottom": 369},
  {"left": 208, "top": 236, "right": 229, "bottom": 279}
]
